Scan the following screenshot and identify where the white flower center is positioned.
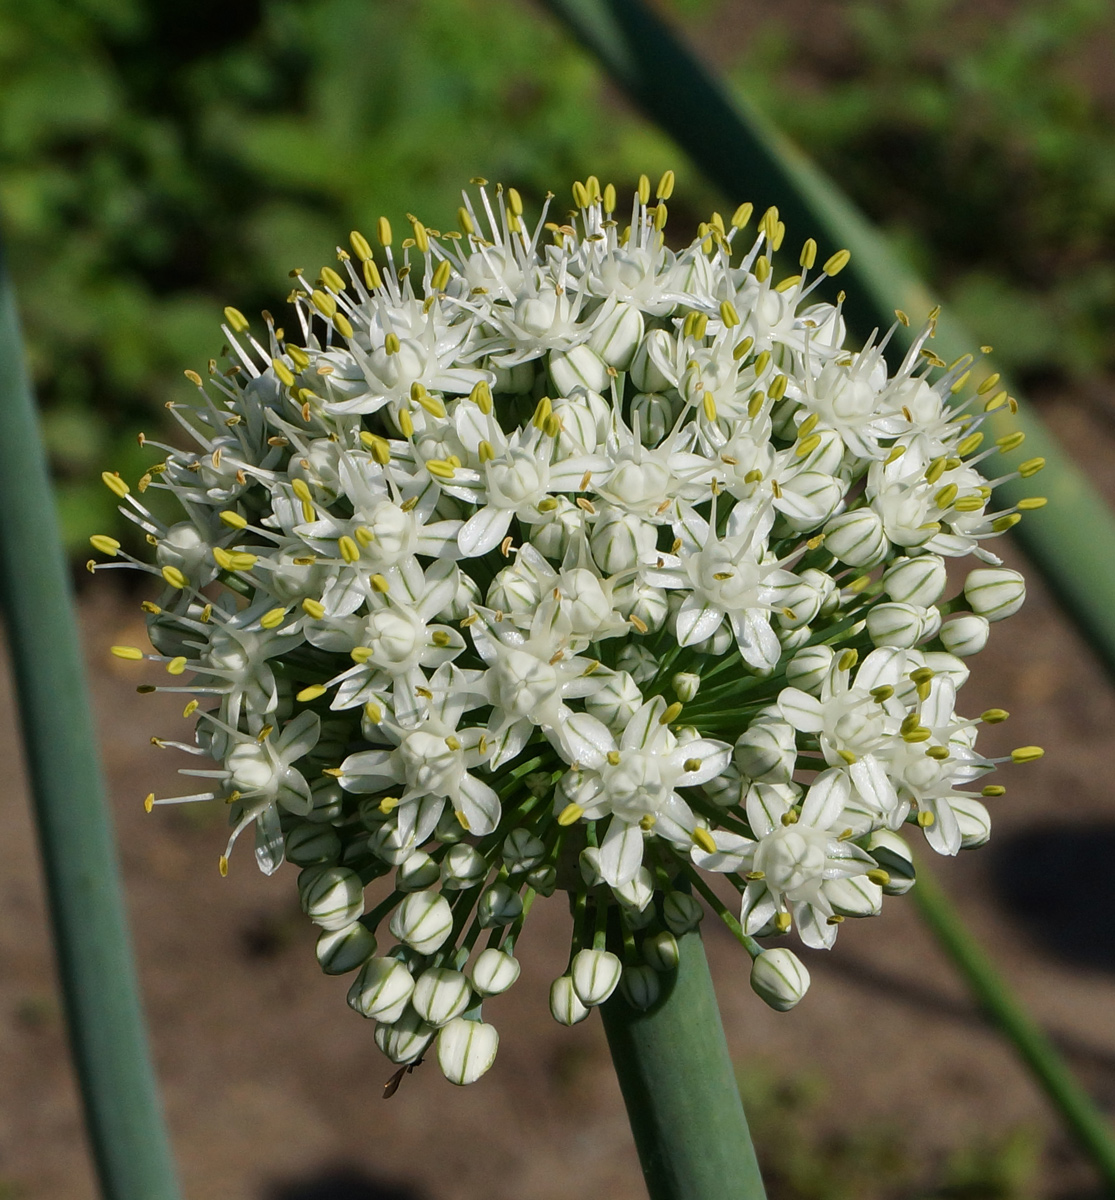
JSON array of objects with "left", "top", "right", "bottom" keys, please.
[
  {"left": 399, "top": 731, "right": 460, "bottom": 796},
  {"left": 365, "top": 610, "right": 421, "bottom": 668},
  {"left": 493, "top": 649, "right": 559, "bottom": 719},
  {"left": 755, "top": 825, "right": 829, "bottom": 896},
  {"left": 486, "top": 453, "right": 548, "bottom": 509},
  {"left": 227, "top": 744, "right": 278, "bottom": 793}
]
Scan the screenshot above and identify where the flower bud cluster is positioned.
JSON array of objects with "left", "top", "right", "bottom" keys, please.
[{"left": 97, "top": 174, "right": 1042, "bottom": 1083}]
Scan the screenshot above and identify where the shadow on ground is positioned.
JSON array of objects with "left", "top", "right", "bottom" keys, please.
[{"left": 265, "top": 1164, "right": 428, "bottom": 1200}]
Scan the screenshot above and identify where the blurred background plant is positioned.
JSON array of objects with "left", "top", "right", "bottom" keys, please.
[{"left": 4, "top": 0, "right": 1112, "bottom": 551}]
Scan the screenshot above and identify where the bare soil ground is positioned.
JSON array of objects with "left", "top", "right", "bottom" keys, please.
[{"left": 0, "top": 381, "right": 1114, "bottom": 1200}]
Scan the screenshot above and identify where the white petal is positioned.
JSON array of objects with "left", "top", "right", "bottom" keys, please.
[
  {"left": 599, "top": 820, "right": 645, "bottom": 887},
  {"left": 776, "top": 687, "right": 824, "bottom": 733},
  {"left": 458, "top": 505, "right": 513, "bottom": 558}
]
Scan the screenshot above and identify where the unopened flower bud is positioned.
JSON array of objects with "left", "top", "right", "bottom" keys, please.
[
  {"left": 300, "top": 866, "right": 365, "bottom": 931},
  {"left": 579, "top": 847, "right": 604, "bottom": 887},
  {"left": 883, "top": 554, "right": 947, "bottom": 606},
  {"left": 786, "top": 645, "right": 834, "bottom": 695},
  {"left": 571, "top": 948, "right": 623, "bottom": 1006},
  {"left": 433, "top": 808, "right": 467, "bottom": 845},
  {"left": 964, "top": 567, "right": 1025, "bottom": 621},
  {"left": 368, "top": 821, "right": 417, "bottom": 865},
  {"left": 412, "top": 967, "right": 473, "bottom": 1027},
  {"left": 316, "top": 920, "right": 376, "bottom": 975},
  {"left": 866, "top": 601, "right": 924, "bottom": 649},
  {"left": 306, "top": 778, "right": 344, "bottom": 824},
  {"left": 826, "top": 874, "right": 883, "bottom": 917},
  {"left": 952, "top": 797, "right": 992, "bottom": 848},
  {"left": 662, "top": 891, "right": 704, "bottom": 935},
  {"left": 374, "top": 1005, "right": 434, "bottom": 1065},
  {"left": 478, "top": 882, "right": 524, "bottom": 927},
  {"left": 939, "top": 613, "right": 990, "bottom": 657},
  {"left": 549, "top": 343, "right": 610, "bottom": 395},
  {"left": 630, "top": 392, "right": 677, "bottom": 445},
  {"left": 285, "top": 822, "right": 341, "bottom": 866},
  {"left": 440, "top": 843, "right": 487, "bottom": 889},
  {"left": 389, "top": 891, "right": 454, "bottom": 954},
  {"left": 750, "top": 948, "right": 810, "bottom": 1011},
  {"left": 585, "top": 669, "right": 644, "bottom": 731},
  {"left": 588, "top": 300, "right": 644, "bottom": 369},
  {"left": 672, "top": 672, "right": 701, "bottom": 702},
  {"left": 348, "top": 956, "right": 415, "bottom": 1022},
  {"left": 615, "top": 644, "right": 658, "bottom": 684},
  {"left": 397, "top": 850, "right": 440, "bottom": 891},
  {"left": 620, "top": 964, "right": 661, "bottom": 1011},
  {"left": 549, "top": 974, "right": 590, "bottom": 1026},
  {"left": 468, "top": 948, "right": 521, "bottom": 996},
  {"left": 612, "top": 866, "right": 654, "bottom": 913},
  {"left": 629, "top": 327, "right": 675, "bottom": 392},
  {"left": 527, "top": 863, "right": 558, "bottom": 896},
  {"left": 437, "top": 1017, "right": 500, "bottom": 1085},
  {"left": 822, "top": 509, "right": 887, "bottom": 567},
  {"left": 734, "top": 719, "right": 796, "bottom": 784},
  {"left": 864, "top": 829, "right": 916, "bottom": 895},
  {"left": 502, "top": 828, "right": 546, "bottom": 873},
  {"left": 643, "top": 930, "right": 680, "bottom": 972}
]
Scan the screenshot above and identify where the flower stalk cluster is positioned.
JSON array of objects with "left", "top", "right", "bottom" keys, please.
[{"left": 97, "top": 173, "right": 1043, "bottom": 1084}]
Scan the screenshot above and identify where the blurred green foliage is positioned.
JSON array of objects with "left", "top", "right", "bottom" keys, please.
[
  {"left": 3, "top": 0, "right": 1113, "bottom": 553},
  {"left": 733, "top": 0, "right": 1115, "bottom": 381}
]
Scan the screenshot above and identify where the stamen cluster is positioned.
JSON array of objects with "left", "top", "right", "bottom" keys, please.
[{"left": 96, "top": 173, "right": 1043, "bottom": 1086}]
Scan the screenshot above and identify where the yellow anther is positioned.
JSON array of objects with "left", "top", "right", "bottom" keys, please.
[
  {"left": 376, "top": 217, "right": 392, "bottom": 247},
  {"left": 775, "top": 274, "right": 801, "bottom": 293},
  {"left": 925, "top": 457, "right": 947, "bottom": 484},
  {"left": 338, "top": 536, "right": 360, "bottom": 563},
  {"left": 161, "top": 566, "right": 187, "bottom": 589},
  {"left": 903, "top": 728, "right": 932, "bottom": 743},
  {"left": 477, "top": 440, "right": 496, "bottom": 464},
  {"left": 982, "top": 784, "right": 1006, "bottom": 797},
  {"left": 333, "top": 313, "right": 353, "bottom": 339},
  {"left": 984, "top": 389, "right": 1009, "bottom": 412},
  {"left": 414, "top": 389, "right": 447, "bottom": 418},
  {"left": 111, "top": 645, "right": 144, "bottom": 661},
  {"left": 432, "top": 630, "right": 451, "bottom": 647},
  {"left": 218, "top": 855, "right": 229, "bottom": 877},
  {"left": 957, "top": 432, "right": 983, "bottom": 456},
  {"left": 935, "top": 483, "right": 958, "bottom": 509},
  {"left": 379, "top": 796, "right": 399, "bottom": 815},
  {"left": 977, "top": 372, "right": 1001, "bottom": 395},
  {"left": 795, "top": 433, "right": 821, "bottom": 458},
  {"left": 457, "top": 206, "right": 475, "bottom": 236},
  {"left": 219, "top": 510, "right": 248, "bottom": 530},
  {"left": 660, "top": 702, "right": 683, "bottom": 726},
  {"left": 431, "top": 260, "right": 452, "bottom": 292},
  {"left": 753, "top": 255, "right": 770, "bottom": 283},
  {"left": 656, "top": 169, "right": 675, "bottom": 200},
  {"left": 733, "top": 336, "right": 755, "bottom": 361},
  {"left": 639, "top": 814, "right": 657, "bottom": 831},
  {"left": 287, "top": 345, "right": 310, "bottom": 371},
  {"left": 606, "top": 750, "right": 621, "bottom": 766},
  {"left": 981, "top": 708, "right": 1009, "bottom": 724},
  {"left": 544, "top": 414, "right": 562, "bottom": 438},
  {"left": 557, "top": 802, "right": 584, "bottom": 827},
  {"left": 799, "top": 238, "right": 817, "bottom": 269},
  {"left": 310, "top": 289, "right": 337, "bottom": 319},
  {"left": 823, "top": 249, "right": 851, "bottom": 276},
  {"left": 532, "top": 395, "right": 553, "bottom": 428},
  {"left": 223, "top": 306, "right": 249, "bottom": 333},
  {"left": 1017, "top": 497, "right": 1047, "bottom": 511},
  {"left": 953, "top": 495, "right": 985, "bottom": 513},
  {"left": 702, "top": 393, "right": 718, "bottom": 422},
  {"left": 838, "top": 648, "right": 858, "bottom": 672},
  {"left": 90, "top": 534, "right": 121, "bottom": 556},
  {"left": 758, "top": 205, "right": 779, "bottom": 239},
  {"left": 917, "top": 810, "right": 936, "bottom": 828},
  {"left": 753, "top": 350, "right": 771, "bottom": 377},
  {"left": 1019, "top": 457, "right": 1045, "bottom": 478},
  {"left": 182, "top": 700, "right": 198, "bottom": 718},
  {"left": 301, "top": 598, "right": 325, "bottom": 620},
  {"left": 996, "top": 431, "right": 1025, "bottom": 453},
  {"left": 320, "top": 266, "right": 346, "bottom": 293},
  {"left": 692, "top": 827, "right": 717, "bottom": 854},
  {"left": 727, "top": 201, "right": 752, "bottom": 230},
  {"left": 469, "top": 379, "right": 493, "bottom": 414},
  {"left": 296, "top": 684, "right": 327, "bottom": 702},
  {"left": 768, "top": 374, "right": 788, "bottom": 401},
  {"left": 866, "top": 869, "right": 890, "bottom": 887},
  {"left": 350, "top": 230, "right": 373, "bottom": 262},
  {"left": 926, "top": 745, "right": 950, "bottom": 761},
  {"left": 950, "top": 370, "right": 971, "bottom": 394},
  {"left": 683, "top": 758, "right": 702, "bottom": 773},
  {"left": 884, "top": 444, "right": 907, "bottom": 465},
  {"left": 747, "top": 391, "right": 764, "bottom": 419},
  {"left": 572, "top": 180, "right": 590, "bottom": 208},
  {"left": 411, "top": 221, "right": 429, "bottom": 254},
  {"left": 397, "top": 408, "right": 414, "bottom": 437},
  {"left": 426, "top": 459, "right": 455, "bottom": 480},
  {"left": 364, "top": 701, "right": 383, "bottom": 723},
  {"left": 637, "top": 174, "right": 651, "bottom": 205},
  {"left": 992, "top": 514, "right": 1021, "bottom": 532},
  {"left": 837, "top": 749, "right": 857, "bottom": 765},
  {"left": 454, "top": 809, "right": 471, "bottom": 831},
  {"left": 360, "top": 431, "right": 391, "bottom": 464},
  {"left": 292, "top": 478, "right": 313, "bottom": 504},
  {"left": 260, "top": 607, "right": 286, "bottom": 629},
  {"left": 1010, "top": 746, "right": 1044, "bottom": 763},
  {"left": 101, "top": 471, "right": 130, "bottom": 498},
  {"left": 363, "top": 260, "right": 383, "bottom": 290},
  {"left": 354, "top": 526, "right": 374, "bottom": 547},
  {"left": 183, "top": 369, "right": 203, "bottom": 386},
  {"left": 370, "top": 573, "right": 390, "bottom": 593},
  {"left": 719, "top": 300, "right": 740, "bottom": 328},
  {"left": 871, "top": 685, "right": 894, "bottom": 703},
  {"left": 444, "top": 735, "right": 462, "bottom": 752},
  {"left": 910, "top": 667, "right": 935, "bottom": 684},
  {"left": 166, "top": 656, "right": 188, "bottom": 676},
  {"left": 774, "top": 912, "right": 792, "bottom": 933}
]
